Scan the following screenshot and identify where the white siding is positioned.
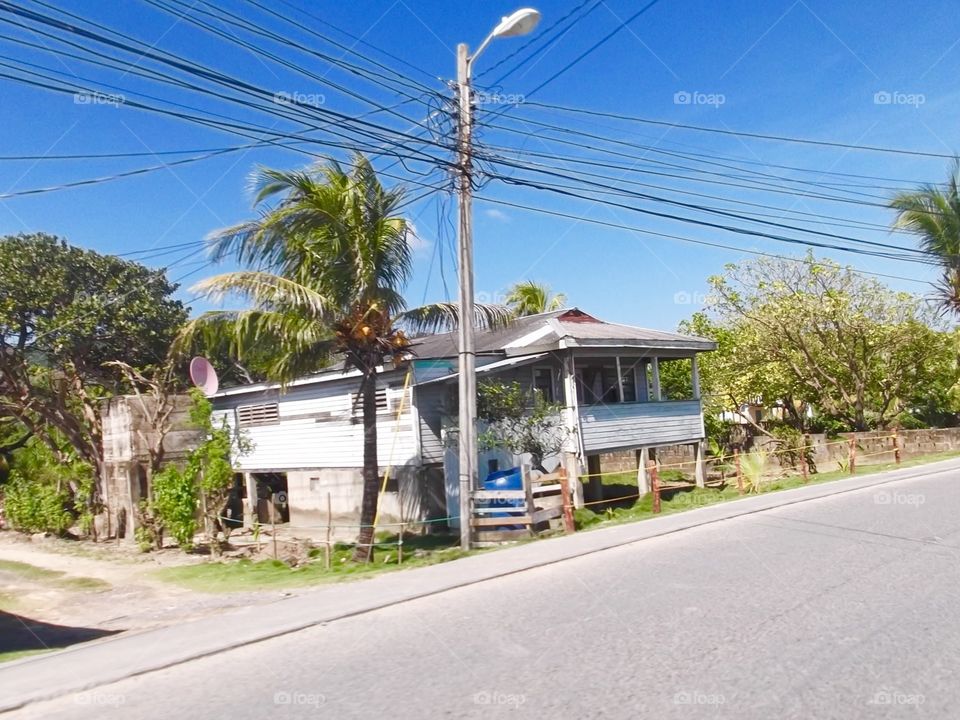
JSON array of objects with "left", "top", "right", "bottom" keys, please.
[
  {"left": 212, "top": 373, "right": 418, "bottom": 471},
  {"left": 579, "top": 400, "right": 705, "bottom": 452}
]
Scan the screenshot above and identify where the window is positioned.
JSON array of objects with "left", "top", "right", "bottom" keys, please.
[
  {"left": 659, "top": 358, "right": 694, "bottom": 400},
  {"left": 309, "top": 477, "right": 320, "bottom": 493},
  {"left": 576, "top": 357, "right": 656, "bottom": 404},
  {"left": 236, "top": 402, "right": 279, "bottom": 427},
  {"left": 576, "top": 362, "right": 620, "bottom": 405},
  {"left": 532, "top": 366, "right": 556, "bottom": 403},
  {"left": 352, "top": 387, "right": 389, "bottom": 414}
]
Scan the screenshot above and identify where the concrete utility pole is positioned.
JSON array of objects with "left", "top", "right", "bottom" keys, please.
[
  {"left": 455, "top": 41, "right": 477, "bottom": 552},
  {"left": 455, "top": 8, "right": 541, "bottom": 552}
]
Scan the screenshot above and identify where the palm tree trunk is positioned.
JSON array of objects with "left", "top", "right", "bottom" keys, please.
[{"left": 353, "top": 369, "right": 380, "bottom": 562}]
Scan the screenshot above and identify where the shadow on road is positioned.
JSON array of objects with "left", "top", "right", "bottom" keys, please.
[{"left": 0, "top": 611, "right": 120, "bottom": 655}]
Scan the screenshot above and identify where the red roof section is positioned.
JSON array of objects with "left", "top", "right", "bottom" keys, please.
[{"left": 557, "top": 309, "right": 602, "bottom": 324}]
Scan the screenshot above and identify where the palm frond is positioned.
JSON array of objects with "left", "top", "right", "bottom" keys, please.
[
  {"left": 505, "top": 280, "right": 567, "bottom": 316},
  {"left": 397, "top": 302, "right": 515, "bottom": 335},
  {"left": 191, "top": 271, "right": 334, "bottom": 319}
]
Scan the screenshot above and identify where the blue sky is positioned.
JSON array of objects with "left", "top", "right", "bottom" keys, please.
[{"left": 2, "top": 0, "right": 959, "bottom": 330}]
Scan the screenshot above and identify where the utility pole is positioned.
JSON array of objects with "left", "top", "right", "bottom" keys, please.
[
  {"left": 456, "top": 42, "right": 477, "bottom": 552},
  {"left": 453, "top": 9, "right": 542, "bottom": 553}
]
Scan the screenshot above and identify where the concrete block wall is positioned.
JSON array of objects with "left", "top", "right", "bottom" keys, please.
[{"left": 748, "top": 428, "right": 960, "bottom": 473}]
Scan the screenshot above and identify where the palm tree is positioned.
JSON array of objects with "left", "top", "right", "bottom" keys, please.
[
  {"left": 890, "top": 159, "right": 960, "bottom": 314},
  {"left": 505, "top": 280, "right": 567, "bottom": 317},
  {"left": 177, "top": 154, "right": 510, "bottom": 561}
]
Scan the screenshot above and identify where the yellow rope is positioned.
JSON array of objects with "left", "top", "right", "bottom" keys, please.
[{"left": 371, "top": 366, "right": 413, "bottom": 530}]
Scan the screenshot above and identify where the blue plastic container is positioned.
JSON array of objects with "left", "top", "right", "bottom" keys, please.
[{"left": 481, "top": 467, "right": 524, "bottom": 530}]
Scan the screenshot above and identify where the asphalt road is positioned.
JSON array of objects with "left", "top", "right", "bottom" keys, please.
[{"left": 10, "top": 466, "right": 960, "bottom": 719}]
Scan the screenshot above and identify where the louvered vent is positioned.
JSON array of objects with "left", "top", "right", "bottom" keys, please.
[
  {"left": 353, "top": 388, "right": 389, "bottom": 413},
  {"left": 236, "top": 403, "right": 280, "bottom": 427}
]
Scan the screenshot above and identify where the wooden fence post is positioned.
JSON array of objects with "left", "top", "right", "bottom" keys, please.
[
  {"left": 893, "top": 430, "right": 901, "bottom": 466},
  {"left": 648, "top": 461, "right": 661, "bottom": 514},
  {"left": 558, "top": 468, "right": 575, "bottom": 534},
  {"left": 802, "top": 433, "right": 810, "bottom": 483},
  {"left": 848, "top": 437, "right": 856, "bottom": 475},
  {"left": 734, "top": 449, "right": 743, "bottom": 495},
  {"left": 325, "top": 492, "right": 332, "bottom": 570}
]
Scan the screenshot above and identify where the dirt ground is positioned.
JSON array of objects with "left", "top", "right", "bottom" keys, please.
[{"left": 0, "top": 530, "right": 307, "bottom": 655}]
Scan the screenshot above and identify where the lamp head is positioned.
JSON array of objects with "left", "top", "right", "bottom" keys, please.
[{"left": 492, "top": 8, "right": 541, "bottom": 38}]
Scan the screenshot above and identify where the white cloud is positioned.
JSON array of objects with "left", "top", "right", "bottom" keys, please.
[
  {"left": 484, "top": 208, "right": 510, "bottom": 222},
  {"left": 406, "top": 221, "right": 431, "bottom": 253}
]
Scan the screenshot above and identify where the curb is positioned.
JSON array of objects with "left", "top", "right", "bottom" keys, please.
[{"left": 2, "top": 456, "right": 958, "bottom": 713}]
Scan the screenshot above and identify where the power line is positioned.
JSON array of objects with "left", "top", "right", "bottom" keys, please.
[
  {"left": 516, "top": 100, "right": 958, "bottom": 160},
  {"left": 485, "top": 172, "right": 938, "bottom": 265},
  {"left": 478, "top": 145, "right": 919, "bottom": 235},
  {"left": 479, "top": 115, "right": 910, "bottom": 202},
  {"left": 474, "top": 127, "right": 938, "bottom": 212},
  {"left": 0, "top": 3, "right": 452, "bottom": 157},
  {"left": 480, "top": 0, "right": 602, "bottom": 85},
  {"left": 484, "top": 158, "right": 931, "bottom": 259},
  {"left": 522, "top": 0, "right": 663, "bottom": 99},
  {"left": 474, "top": 195, "right": 930, "bottom": 286},
  {"left": 262, "top": 0, "right": 439, "bottom": 85}
]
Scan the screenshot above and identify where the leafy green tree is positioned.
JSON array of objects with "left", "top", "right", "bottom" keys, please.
[
  {"left": 693, "top": 254, "right": 956, "bottom": 431},
  {"left": 505, "top": 280, "right": 567, "bottom": 316},
  {"left": 890, "top": 159, "right": 960, "bottom": 314},
  {"left": 177, "top": 155, "right": 510, "bottom": 561},
  {"left": 141, "top": 390, "right": 240, "bottom": 552},
  {"left": 0, "top": 233, "right": 187, "bottom": 497}
]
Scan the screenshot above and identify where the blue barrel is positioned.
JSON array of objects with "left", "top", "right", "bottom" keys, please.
[{"left": 482, "top": 467, "right": 524, "bottom": 530}]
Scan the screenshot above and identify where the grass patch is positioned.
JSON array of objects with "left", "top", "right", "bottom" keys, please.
[
  {"left": 575, "top": 449, "right": 960, "bottom": 530},
  {"left": 0, "top": 559, "right": 110, "bottom": 592},
  {"left": 0, "top": 648, "right": 51, "bottom": 664},
  {"left": 156, "top": 535, "right": 473, "bottom": 593},
  {"left": 0, "top": 591, "right": 20, "bottom": 611},
  {"left": 0, "top": 559, "right": 62, "bottom": 581}
]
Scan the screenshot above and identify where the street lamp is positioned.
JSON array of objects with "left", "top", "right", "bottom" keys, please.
[{"left": 456, "top": 8, "right": 541, "bottom": 551}]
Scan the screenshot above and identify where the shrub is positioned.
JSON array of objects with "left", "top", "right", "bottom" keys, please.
[
  {"left": 740, "top": 451, "right": 768, "bottom": 493},
  {"left": 151, "top": 465, "right": 197, "bottom": 550},
  {"left": 3, "top": 470, "right": 73, "bottom": 535}
]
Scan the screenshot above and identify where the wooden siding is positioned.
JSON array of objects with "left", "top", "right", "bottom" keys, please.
[
  {"left": 212, "top": 373, "right": 418, "bottom": 471},
  {"left": 579, "top": 400, "right": 704, "bottom": 452},
  {"left": 415, "top": 383, "right": 449, "bottom": 465}
]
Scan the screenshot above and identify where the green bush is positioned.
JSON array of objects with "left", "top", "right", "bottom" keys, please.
[
  {"left": 151, "top": 465, "right": 197, "bottom": 550},
  {"left": 3, "top": 470, "right": 73, "bottom": 535},
  {"left": 893, "top": 412, "right": 927, "bottom": 430}
]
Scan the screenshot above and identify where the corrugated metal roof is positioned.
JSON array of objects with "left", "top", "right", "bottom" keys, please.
[{"left": 406, "top": 308, "right": 714, "bottom": 359}]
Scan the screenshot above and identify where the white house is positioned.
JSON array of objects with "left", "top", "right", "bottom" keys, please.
[{"left": 210, "top": 308, "right": 716, "bottom": 529}]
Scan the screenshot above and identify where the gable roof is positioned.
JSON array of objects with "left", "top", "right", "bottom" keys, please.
[
  {"left": 408, "top": 308, "right": 715, "bottom": 359},
  {"left": 211, "top": 308, "right": 715, "bottom": 399}
]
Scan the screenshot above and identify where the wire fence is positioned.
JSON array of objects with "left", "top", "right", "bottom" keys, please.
[{"left": 216, "top": 431, "right": 917, "bottom": 560}]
